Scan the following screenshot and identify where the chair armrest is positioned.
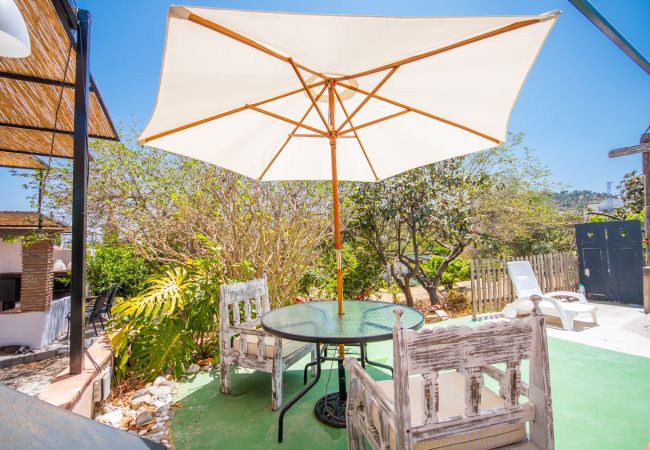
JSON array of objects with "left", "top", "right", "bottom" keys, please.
[
  {"left": 546, "top": 291, "right": 588, "bottom": 303},
  {"left": 228, "top": 326, "right": 268, "bottom": 337},
  {"left": 344, "top": 358, "right": 394, "bottom": 416}
]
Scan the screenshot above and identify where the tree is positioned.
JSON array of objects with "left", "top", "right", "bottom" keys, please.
[
  {"left": 618, "top": 171, "right": 644, "bottom": 217},
  {"left": 348, "top": 156, "right": 484, "bottom": 306},
  {"left": 348, "top": 133, "right": 568, "bottom": 306},
  {"left": 25, "top": 126, "right": 332, "bottom": 306}
]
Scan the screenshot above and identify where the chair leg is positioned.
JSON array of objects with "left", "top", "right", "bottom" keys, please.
[
  {"left": 591, "top": 310, "right": 598, "bottom": 324},
  {"left": 66, "top": 317, "right": 70, "bottom": 339},
  {"left": 99, "top": 315, "right": 105, "bottom": 331},
  {"left": 92, "top": 318, "right": 98, "bottom": 336},
  {"left": 347, "top": 420, "right": 365, "bottom": 450},
  {"left": 271, "top": 353, "right": 283, "bottom": 411},
  {"left": 310, "top": 345, "right": 317, "bottom": 377},
  {"left": 220, "top": 358, "right": 231, "bottom": 395}
]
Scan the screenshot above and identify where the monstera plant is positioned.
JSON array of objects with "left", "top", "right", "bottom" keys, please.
[{"left": 108, "top": 236, "right": 253, "bottom": 381}]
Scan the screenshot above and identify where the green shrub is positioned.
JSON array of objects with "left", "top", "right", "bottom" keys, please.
[
  {"left": 87, "top": 245, "right": 152, "bottom": 298},
  {"left": 420, "top": 255, "right": 470, "bottom": 290},
  {"left": 298, "top": 241, "right": 384, "bottom": 299}
]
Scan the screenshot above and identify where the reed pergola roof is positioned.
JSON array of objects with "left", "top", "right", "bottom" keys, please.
[
  {"left": 0, "top": 0, "right": 118, "bottom": 167},
  {"left": 0, "top": 211, "right": 69, "bottom": 233}
]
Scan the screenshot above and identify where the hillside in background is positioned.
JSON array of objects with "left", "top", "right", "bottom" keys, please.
[{"left": 550, "top": 190, "right": 614, "bottom": 212}]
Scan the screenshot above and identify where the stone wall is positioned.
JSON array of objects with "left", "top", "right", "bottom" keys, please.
[{"left": 20, "top": 239, "right": 54, "bottom": 312}]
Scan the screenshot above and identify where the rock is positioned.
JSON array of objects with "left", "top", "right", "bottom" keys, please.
[
  {"left": 153, "top": 376, "right": 170, "bottom": 387},
  {"left": 167, "top": 410, "right": 175, "bottom": 420},
  {"left": 147, "top": 431, "right": 166, "bottom": 442},
  {"left": 132, "top": 387, "right": 149, "bottom": 398},
  {"left": 149, "top": 385, "right": 171, "bottom": 397},
  {"left": 161, "top": 415, "right": 169, "bottom": 421},
  {"left": 165, "top": 393, "right": 173, "bottom": 403},
  {"left": 138, "top": 429, "right": 147, "bottom": 436},
  {"left": 186, "top": 364, "right": 200, "bottom": 375},
  {"left": 131, "top": 394, "right": 152, "bottom": 407},
  {"left": 135, "top": 410, "right": 155, "bottom": 427},
  {"left": 152, "top": 398, "right": 168, "bottom": 408},
  {"left": 434, "top": 309, "right": 450, "bottom": 320},
  {"left": 96, "top": 409, "right": 123, "bottom": 427},
  {"left": 424, "top": 314, "right": 442, "bottom": 324}
]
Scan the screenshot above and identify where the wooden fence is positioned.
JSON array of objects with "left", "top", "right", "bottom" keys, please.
[{"left": 470, "top": 252, "right": 579, "bottom": 317}]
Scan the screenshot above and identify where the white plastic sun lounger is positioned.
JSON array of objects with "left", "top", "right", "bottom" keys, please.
[{"left": 503, "top": 261, "right": 597, "bottom": 331}]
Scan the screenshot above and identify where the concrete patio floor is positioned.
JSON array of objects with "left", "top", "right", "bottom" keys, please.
[{"left": 171, "top": 308, "right": 650, "bottom": 450}]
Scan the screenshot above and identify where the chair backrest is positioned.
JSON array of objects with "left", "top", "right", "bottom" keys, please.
[
  {"left": 507, "top": 261, "right": 543, "bottom": 298},
  {"left": 219, "top": 276, "right": 270, "bottom": 329},
  {"left": 103, "top": 283, "right": 119, "bottom": 312},
  {"left": 391, "top": 298, "right": 553, "bottom": 449},
  {"left": 91, "top": 289, "right": 110, "bottom": 315}
]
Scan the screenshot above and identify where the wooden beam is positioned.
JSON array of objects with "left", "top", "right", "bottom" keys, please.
[
  {"left": 139, "top": 81, "right": 325, "bottom": 144},
  {"left": 333, "top": 86, "right": 379, "bottom": 181},
  {"left": 258, "top": 85, "right": 328, "bottom": 180},
  {"left": 290, "top": 133, "right": 355, "bottom": 138},
  {"left": 289, "top": 59, "right": 330, "bottom": 131},
  {"left": 337, "top": 81, "right": 501, "bottom": 144},
  {"left": 608, "top": 142, "right": 650, "bottom": 158},
  {"left": 339, "top": 110, "right": 410, "bottom": 135},
  {"left": 248, "top": 105, "right": 327, "bottom": 135},
  {"left": 336, "top": 17, "right": 549, "bottom": 81},
  {"left": 186, "top": 12, "right": 326, "bottom": 80},
  {"left": 336, "top": 67, "right": 398, "bottom": 133}
]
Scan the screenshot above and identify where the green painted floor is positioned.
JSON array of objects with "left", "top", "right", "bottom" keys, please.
[{"left": 171, "top": 318, "right": 650, "bottom": 450}]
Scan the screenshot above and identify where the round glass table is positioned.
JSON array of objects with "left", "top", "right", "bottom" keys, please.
[{"left": 261, "top": 300, "right": 424, "bottom": 442}]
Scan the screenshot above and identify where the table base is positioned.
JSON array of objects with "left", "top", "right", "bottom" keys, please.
[{"left": 314, "top": 393, "right": 347, "bottom": 428}]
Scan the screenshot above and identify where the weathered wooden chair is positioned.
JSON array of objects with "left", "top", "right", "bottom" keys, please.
[
  {"left": 219, "top": 276, "right": 317, "bottom": 410},
  {"left": 345, "top": 296, "right": 554, "bottom": 450}
]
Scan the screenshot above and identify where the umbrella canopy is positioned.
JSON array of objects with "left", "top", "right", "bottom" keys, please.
[{"left": 139, "top": 7, "right": 559, "bottom": 316}]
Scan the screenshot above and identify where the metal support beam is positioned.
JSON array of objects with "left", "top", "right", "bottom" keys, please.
[
  {"left": 569, "top": 0, "right": 650, "bottom": 74},
  {"left": 70, "top": 9, "right": 91, "bottom": 374}
]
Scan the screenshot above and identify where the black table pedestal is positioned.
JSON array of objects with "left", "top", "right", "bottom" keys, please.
[
  {"left": 314, "top": 393, "right": 347, "bottom": 427},
  {"left": 314, "top": 358, "right": 347, "bottom": 427}
]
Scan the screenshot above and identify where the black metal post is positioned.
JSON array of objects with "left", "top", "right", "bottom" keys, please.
[{"left": 70, "top": 9, "right": 91, "bottom": 375}]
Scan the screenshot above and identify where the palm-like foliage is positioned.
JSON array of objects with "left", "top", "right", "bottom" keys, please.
[{"left": 108, "top": 241, "right": 249, "bottom": 381}]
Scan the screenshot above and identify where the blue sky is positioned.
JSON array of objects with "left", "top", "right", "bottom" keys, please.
[{"left": 2, "top": 0, "right": 648, "bottom": 210}]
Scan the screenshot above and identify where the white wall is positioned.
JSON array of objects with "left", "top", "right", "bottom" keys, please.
[
  {"left": 0, "top": 296, "right": 70, "bottom": 349},
  {"left": 0, "top": 242, "right": 72, "bottom": 273},
  {"left": 0, "top": 241, "right": 22, "bottom": 273}
]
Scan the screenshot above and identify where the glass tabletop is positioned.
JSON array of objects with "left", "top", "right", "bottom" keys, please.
[{"left": 261, "top": 300, "right": 424, "bottom": 344}]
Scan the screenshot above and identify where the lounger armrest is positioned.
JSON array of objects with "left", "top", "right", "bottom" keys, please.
[{"left": 546, "top": 291, "right": 588, "bottom": 303}]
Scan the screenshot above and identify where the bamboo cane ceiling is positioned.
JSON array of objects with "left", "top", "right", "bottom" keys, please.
[{"left": 0, "top": 0, "right": 118, "bottom": 166}]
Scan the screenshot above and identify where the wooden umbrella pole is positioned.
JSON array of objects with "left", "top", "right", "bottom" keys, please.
[{"left": 328, "top": 81, "right": 346, "bottom": 357}]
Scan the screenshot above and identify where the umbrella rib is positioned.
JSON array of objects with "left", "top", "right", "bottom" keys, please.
[
  {"left": 337, "top": 81, "right": 501, "bottom": 144},
  {"left": 333, "top": 86, "right": 379, "bottom": 181},
  {"left": 185, "top": 12, "right": 327, "bottom": 80},
  {"left": 248, "top": 105, "right": 327, "bottom": 136},
  {"left": 257, "top": 85, "right": 328, "bottom": 180},
  {"left": 289, "top": 59, "right": 331, "bottom": 131},
  {"left": 338, "top": 110, "right": 410, "bottom": 135},
  {"left": 336, "top": 66, "right": 398, "bottom": 133},
  {"left": 336, "top": 17, "right": 546, "bottom": 81},
  {"left": 139, "top": 81, "right": 325, "bottom": 144}
]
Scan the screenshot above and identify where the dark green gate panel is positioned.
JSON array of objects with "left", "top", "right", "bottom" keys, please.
[{"left": 575, "top": 220, "right": 643, "bottom": 304}]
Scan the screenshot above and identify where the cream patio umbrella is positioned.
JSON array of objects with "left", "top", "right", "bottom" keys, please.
[{"left": 139, "top": 6, "right": 559, "bottom": 320}]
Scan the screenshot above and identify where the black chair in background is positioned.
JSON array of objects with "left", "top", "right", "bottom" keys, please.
[
  {"left": 101, "top": 283, "right": 119, "bottom": 318},
  {"left": 66, "top": 288, "right": 110, "bottom": 338}
]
